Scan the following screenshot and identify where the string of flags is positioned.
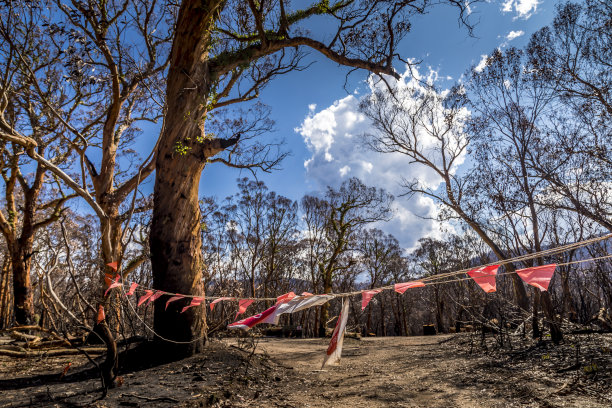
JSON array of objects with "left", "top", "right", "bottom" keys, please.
[
  {"left": 100, "top": 261, "right": 568, "bottom": 366},
  {"left": 99, "top": 231, "right": 612, "bottom": 366}
]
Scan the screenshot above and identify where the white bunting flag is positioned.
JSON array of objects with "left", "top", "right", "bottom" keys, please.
[
  {"left": 263, "top": 294, "right": 336, "bottom": 325},
  {"left": 322, "top": 299, "right": 350, "bottom": 368}
]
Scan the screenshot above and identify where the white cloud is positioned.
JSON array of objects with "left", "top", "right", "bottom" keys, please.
[
  {"left": 296, "top": 66, "right": 468, "bottom": 252},
  {"left": 474, "top": 54, "right": 488, "bottom": 73},
  {"left": 502, "top": 0, "right": 539, "bottom": 20},
  {"left": 506, "top": 30, "right": 524, "bottom": 41}
]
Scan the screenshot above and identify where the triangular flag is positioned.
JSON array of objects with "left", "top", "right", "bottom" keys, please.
[
  {"left": 236, "top": 299, "right": 254, "bottom": 318},
  {"left": 322, "top": 299, "right": 350, "bottom": 368},
  {"left": 467, "top": 265, "right": 499, "bottom": 293},
  {"left": 137, "top": 290, "right": 154, "bottom": 306},
  {"left": 361, "top": 289, "right": 382, "bottom": 310},
  {"left": 228, "top": 294, "right": 335, "bottom": 331},
  {"left": 210, "top": 297, "right": 231, "bottom": 311},
  {"left": 276, "top": 292, "right": 296, "bottom": 305},
  {"left": 394, "top": 281, "right": 425, "bottom": 294},
  {"left": 278, "top": 294, "right": 335, "bottom": 315},
  {"left": 106, "top": 262, "right": 118, "bottom": 271},
  {"left": 165, "top": 295, "right": 185, "bottom": 310},
  {"left": 96, "top": 304, "right": 105, "bottom": 324},
  {"left": 147, "top": 291, "right": 165, "bottom": 304},
  {"left": 517, "top": 264, "right": 557, "bottom": 291},
  {"left": 228, "top": 305, "right": 279, "bottom": 330},
  {"left": 125, "top": 282, "right": 138, "bottom": 296},
  {"left": 104, "top": 272, "right": 114, "bottom": 287},
  {"left": 104, "top": 274, "right": 121, "bottom": 297},
  {"left": 181, "top": 297, "right": 204, "bottom": 313}
]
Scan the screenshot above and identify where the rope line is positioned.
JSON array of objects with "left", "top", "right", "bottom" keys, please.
[
  {"left": 117, "top": 253, "right": 611, "bottom": 344},
  {"left": 121, "top": 285, "right": 208, "bottom": 344},
  {"left": 112, "top": 234, "right": 612, "bottom": 302}
]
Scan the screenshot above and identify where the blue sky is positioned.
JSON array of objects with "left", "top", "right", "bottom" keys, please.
[
  {"left": 110, "top": 0, "right": 560, "bottom": 251},
  {"left": 190, "top": 0, "right": 560, "bottom": 250}
]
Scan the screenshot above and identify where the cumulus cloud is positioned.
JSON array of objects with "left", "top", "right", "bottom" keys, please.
[
  {"left": 295, "top": 67, "right": 468, "bottom": 252},
  {"left": 502, "top": 0, "right": 539, "bottom": 20},
  {"left": 474, "top": 54, "right": 488, "bottom": 73},
  {"left": 506, "top": 30, "right": 524, "bottom": 41}
]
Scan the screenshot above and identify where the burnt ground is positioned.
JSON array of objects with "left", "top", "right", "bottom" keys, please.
[{"left": 0, "top": 333, "right": 610, "bottom": 407}]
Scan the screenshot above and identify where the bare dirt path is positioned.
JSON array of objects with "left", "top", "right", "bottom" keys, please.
[
  {"left": 252, "top": 335, "right": 485, "bottom": 408},
  {"left": 0, "top": 334, "right": 610, "bottom": 407},
  {"left": 249, "top": 335, "right": 611, "bottom": 408}
]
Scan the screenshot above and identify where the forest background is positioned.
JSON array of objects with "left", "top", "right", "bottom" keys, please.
[{"left": 0, "top": 0, "right": 610, "bottom": 391}]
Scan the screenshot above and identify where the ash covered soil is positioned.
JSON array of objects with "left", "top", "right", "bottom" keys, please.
[{"left": 0, "top": 333, "right": 610, "bottom": 407}]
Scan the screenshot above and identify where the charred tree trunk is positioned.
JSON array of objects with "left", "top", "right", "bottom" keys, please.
[
  {"left": 10, "top": 238, "right": 35, "bottom": 325},
  {"left": 401, "top": 296, "right": 409, "bottom": 336},
  {"left": 92, "top": 212, "right": 123, "bottom": 387},
  {"left": 560, "top": 267, "right": 577, "bottom": 322},
  {"left": 151, "top": 150, "right": 207, "bottom": 356},
  {"left": 434, "top": 287, "right": 444, "bottom": 333},
  {"left": 532, "top": 289, "right": 541, "bottom": 339},
  {"left": 318, "top": 269, "right": 332, "bottom": 337},
  {"left": 366, "top": 304, "right": 372, "bottom": 335},
  {"left": 379, "top": 296, "right": 386, "bottom": 336},
  {"left": 540, "top": 291, "right": 563, "bottom": 344},
  {"left": 0, "top": 257, "right": 12, "bottom": 329},
  {"left": 150, "top": 0, "right": 225, "bottom": 357}
]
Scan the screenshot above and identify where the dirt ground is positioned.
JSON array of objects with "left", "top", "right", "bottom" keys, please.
[{"left": 0, "top": 333, "right": 610, "bottom": 407}]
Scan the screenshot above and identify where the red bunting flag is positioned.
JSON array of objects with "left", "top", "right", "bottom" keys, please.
[
  {"left": 181, "top": 297, "right": 204, "bottom": 313},
  {"left": 148, "top": 291, "right": 165, "bottom": 304},
  {"left": 517, "top": 264, "right": 557, "bottom": 291},
  {"left": 322, "top": 299, "right": 350, "bottom": 368},
  {"left": 104, "top": 275, "right": 121, "bottom": 297},
  {"left": 137, "top": 290, "right": 154, "bottom": 306},
  {"left": 96, "top": 304, "right": 105, "bottom": 323},
  {"left": 361, "top": 289, "right": 383, "bottom": 310},
  {"left": 236, "top": 299, "right": 254, "bottom": 318},
  {"left": 60, "top": 362, "right": 71, "bottom": 379},
  {"left": 210, "top": 297, "right": 231, "bottom": 311},
  {"left": 106, "top": 262, "right": 118, "bottom": 271},
  {"left": 165, "top": 295, "right": 185, "bottom": 310},
  {"left": 104, "top": 273, "right": 114, "bottom": 287},
  {"left": 467, "top": 265, "right": 499, "bottom": 293},
  {"left": 126, "top": 282, "right": 138, "bottom": 296},
  {"left": 276, "top": 292, "right": 296, "bottom": 305},
  {"left": 228, "top": 294, "right": 335, "bottom": 331},
  {"left": 228, "top": 305, "right": 279, "bottom": 330},
  {"left": 394, "top": 281, "right": 425, "bottom": 294}
]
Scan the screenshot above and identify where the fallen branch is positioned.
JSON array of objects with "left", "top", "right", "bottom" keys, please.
[
  {"left": 9, "top": 331, "right": 42, "bottom": 343},
  {"left": 27, "top": 339, "right": 73, "bottom": 349},
  {"left": 121, "top": 393, "right": 179, "bottom": 403},
  {"left": 0, "top": 347, "right": 106, "bottom": 358}
]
